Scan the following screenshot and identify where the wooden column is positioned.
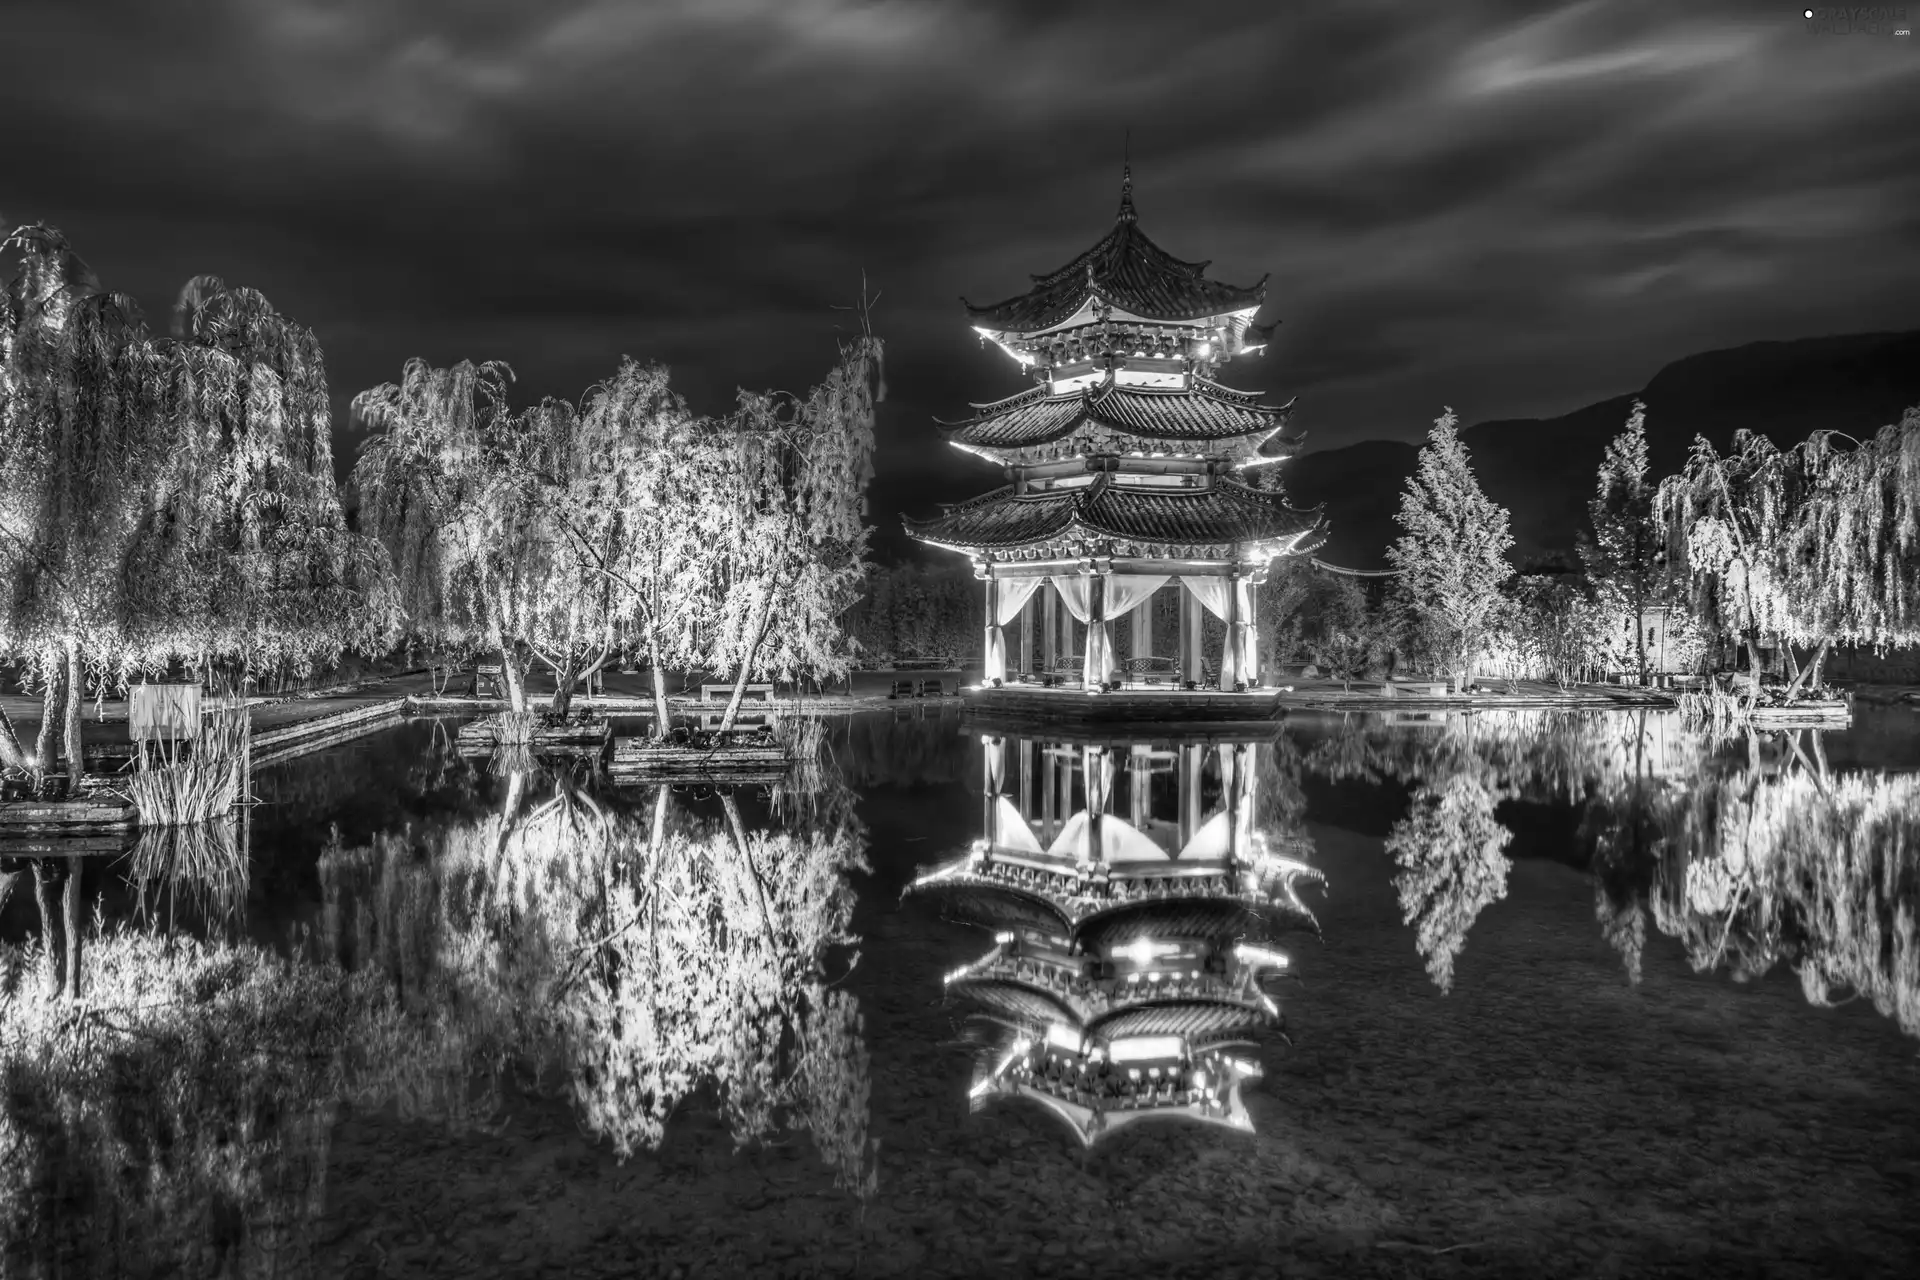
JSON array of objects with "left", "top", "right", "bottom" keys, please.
[
  {"left": 982, "top": 737, "right": 995, "bottom": 851},
  {"left": 1018, "top": 737, "right": 1033, "bottom": 818},
  {"left": 1060, "top": 742, "right": 1074, "bottom": 831},
  {"left": 1130, "top": 744, "right": 1152, "bottom": 829},
  {"left": 980, "top": 567, "right": 996, "bottom": 682},
  {"left": 1084, "top": 745, "right": 1104, "bottom": 869},
  {"left": 1060, "top": 587, "right": 1075, "bottom": 675},
  {"left": 1242, "top": 577, "right": 1259, "bottom": 687},
  {"left": 1042, "top": 585, "right": 1058, "bottom": 675},
  {"left": 1018, "top": 591, "right": 1034, "bottom": 678},
  {"left": 1087, "top": 565, "right": 1107, "bottom": 686},
  {"left": 1221, "top": 570, "right": 1240, "bottom": 691},
  {"left": 1175, "top": 740, "right": 1190, "bottom": 852},
  {"left": 1181, "top": 584, "right": 1204, "bottom": 685},
  {"left": 1130, "top": 588, "right": 1153, "bottom": 666}
]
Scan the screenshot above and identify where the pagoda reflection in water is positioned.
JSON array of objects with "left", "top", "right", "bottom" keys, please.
[{"left": 907, "top": 723, "right": 1322, "bottom": 1147}]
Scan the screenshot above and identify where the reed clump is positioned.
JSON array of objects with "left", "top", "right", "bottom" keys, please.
[
  {"left": 117, "top": 701, "right": 248, "bottom": 826},
  {"left": 492, "top": 710, "right": 537, "bottom": 745}
]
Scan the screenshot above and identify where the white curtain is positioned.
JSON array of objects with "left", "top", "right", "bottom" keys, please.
[
  {"left": 1235, "top": 578, "right": 1259, "bottom": 688},
  {"left": 1052, "top": 575, "right": 1091, "bottom": 621},
  {"left": 1047, "top": 810, "right": 1090, "bottom": 862},
  {"left": 1051, "top": 576, "right": 1095, "bottom": 684},
  {"left": 982, "top": 734, "right": 1005, "bottom": 795},
  {"left": 993, "top": 796, "right": 1046, "bottom": 855},
  {"left": 1178, "top": 809, "right": 1232, "bottom": 861},
  {"left": 1100, "top": 814, "right": 1171, "bottom": 864},
  {"left": 982, "top": 578, "right": 1044, "bottom": 683},
  {"left": 1104, "top": 574, "right": 1169, "bottom": 621},
  {"left": 1228, "top": 742, "right": 1255, "bottom": 859},
  {"left": 1104, "top": 574, "right": 1168, "bottom": 679},
  {"left": 1181, "top": 576, "right": 1237, "bottom": 689}
]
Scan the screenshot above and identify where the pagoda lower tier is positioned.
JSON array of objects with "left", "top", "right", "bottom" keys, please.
[{"left": 904, "top": 473, "right": 1325, "bottom": 692}]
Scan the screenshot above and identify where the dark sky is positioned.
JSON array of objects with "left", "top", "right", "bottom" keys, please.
[{"left": 6, "top": 0, "right": 1919, "bottom": 555}]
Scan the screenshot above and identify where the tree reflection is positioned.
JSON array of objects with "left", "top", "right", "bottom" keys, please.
[
  {"left": 1303, "top": 708, "right": 1710, "bottom": 992},
  {"left": 1323, "top": 706, "right": 1920, "bottom": 1038},
  {"left": 1387, "top": 767, "right": 1512, "bottom": 994},
  {"left": 0, "top": 729, "right": 876, "bottom": 1278},
  {"left": 1640, "top": 749, "right": 1920, "bottom": 1039},
  {"left": 320, "top": 758, "right": 878, "bottom": 1194},
  {"left": 0, "top": 919, "right": 360, "bottom": 1279}
]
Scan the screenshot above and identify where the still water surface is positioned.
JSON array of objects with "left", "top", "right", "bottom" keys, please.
[{"left": 3, "top": 705, "right": 1918, "bottom": 1278}]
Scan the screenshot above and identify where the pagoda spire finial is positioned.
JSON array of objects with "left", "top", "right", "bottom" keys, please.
[{"left": 1117, "top": 130, "right": 1135, "bottom": 222}]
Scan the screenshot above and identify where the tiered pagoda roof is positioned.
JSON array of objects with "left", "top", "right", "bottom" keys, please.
[
  {"left": 908, "top": 741, "right": 1322, "bottom": 1148},
  {"left": 962, "top": 180, "right": 1267, "bottom": 335},
  {"left": 937, "top": 376, "right": 1301, "bottom": 462},
  {"left": 902, "top": 473, "right": 1325, "bottom": 561},
  {"left": 910, "top": 171, "right": 1326, "bottom": 570}
]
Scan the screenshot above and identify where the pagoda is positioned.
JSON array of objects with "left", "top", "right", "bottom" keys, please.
[
  {"left": 905, "top": 725, "right": 1323, "bottom": 1147},
  {"left": 903, "top": 170, "right": 1326, "bottom": 699}
]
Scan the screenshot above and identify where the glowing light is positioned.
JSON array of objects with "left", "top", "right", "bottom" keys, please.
[
  {"left": 1110, "top": 1035, "right": 1186, "bottom": 1064},
  {"left": 1234, "top": 943, "right": 1290, "bottom": 971},
  {"left": 1120, "top": 937, "right": 1181, "bottom": 969}
]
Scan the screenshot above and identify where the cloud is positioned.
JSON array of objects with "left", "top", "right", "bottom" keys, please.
[{"left": 1, "top": 0, "right": 1915, "bottom": 523}]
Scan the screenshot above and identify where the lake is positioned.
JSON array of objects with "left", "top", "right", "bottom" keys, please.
[{"left": 3, "top": 704, "right": 1917, "bottom": 1279}]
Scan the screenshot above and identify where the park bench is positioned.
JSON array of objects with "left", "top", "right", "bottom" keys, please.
[
  {"left": 470, "top": 663, "right": 503, "bottom": 697},
  {"left": 1386, "top": 678, "right": 1450, "bottom": 697},
  {"left": 917, "top": 678, "right": 946, "bottom": 698},
  {"left": 887, "top": 680, "right": 915, "bottom": 699},
  {"left": 700, "top": 683, "right": 774, "bottom": 703},
  {"left": 1120, "top": 656, "right": 1179, "bottom": 687}
]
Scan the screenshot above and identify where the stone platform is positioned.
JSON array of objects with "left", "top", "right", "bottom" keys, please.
[{"left": 963, "top": 684, "right": 1281, "bottom": 724}]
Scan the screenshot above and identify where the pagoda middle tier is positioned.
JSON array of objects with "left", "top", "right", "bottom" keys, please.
[
  {"left": 902, "top": 471, "right": 1321, "bottom": 564},
  {"left": 936, "top": 374, "right": 1302, "bottom": 467}
]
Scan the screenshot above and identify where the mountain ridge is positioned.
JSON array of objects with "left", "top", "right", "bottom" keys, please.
[{"left": 1288, "top": 329, "right": 1920, "bottom": 570}]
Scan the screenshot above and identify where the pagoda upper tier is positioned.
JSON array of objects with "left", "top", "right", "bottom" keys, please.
[{"left": 962, "top": 170, "right": 1276, "bottom": 381}]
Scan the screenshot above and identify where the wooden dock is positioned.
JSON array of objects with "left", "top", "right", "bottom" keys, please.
[
  {"left": 0, "top": 794, "right": 138, "bottom": 835},
  {"left": 252, "top": 698, "right": 411, "bottom": 768},
  {"left": 608, "top": 736, "right": 788, "bottom": 783},
  {"left": 0, "top": 830, "right": 138, "bottom": 859},
  {"left": 1743, "top": 699, "right": 1853, "bottom": 729}
]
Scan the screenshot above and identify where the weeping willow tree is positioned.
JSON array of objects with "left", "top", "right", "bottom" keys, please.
[
  {"left": 704, "top": 329, "right": 883, "bottom": 733},
  {"left": 350, "top": 358, "right": 553, "bottom": 712},
  {"left": 119, "top": 276, "right": 398, "bottom": 685},
  {"left": 515, "top": 360, "right": 722, "bottom": 726},
  {"left": 1657, "top": 406, "right": 1920, "bottom": 705},
  {"left": 319, "top": 767, "right": 878, "bottom": 1192},
  {"left": 353, "top": 356, "right": 734, "bottom": 726},
  {"left": 1, "top": 231, "right": 395, "bottom": 785},
  {"left": 1781, "top": 407, "right": 1920, "bottom": 687},
  {"left": 0, "top": 225, "right": 168, "bottom": 779}
]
